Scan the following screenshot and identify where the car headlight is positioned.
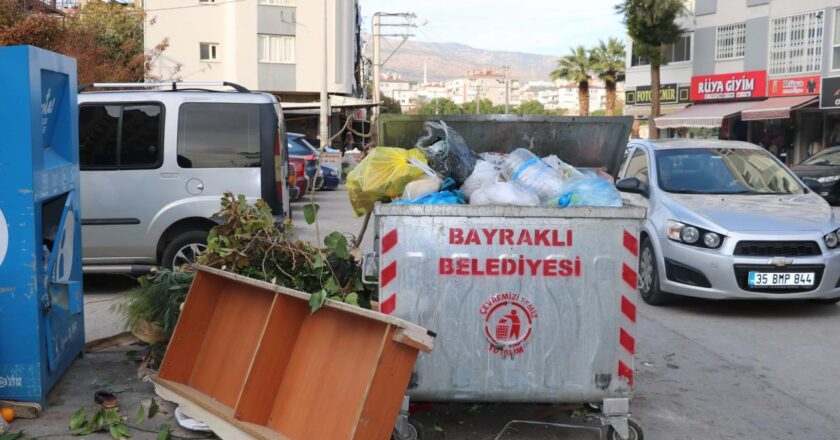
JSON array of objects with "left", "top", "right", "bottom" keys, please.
[
  {"left": 816, "top": 175, "right": 840, "bottom": 183},
  {"left": 666, "top": 220, "right": 724, "bottom": 249},
  {"left": 825, "top": 230, "right": 840, "bottom": 248}
]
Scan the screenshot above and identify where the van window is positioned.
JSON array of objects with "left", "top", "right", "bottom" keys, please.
[
  {"left": 177, "top": 103, "right": 261, "bottom": 168},
  {"left": 79, "top": 103, "right": 163, "bottom": 170}
]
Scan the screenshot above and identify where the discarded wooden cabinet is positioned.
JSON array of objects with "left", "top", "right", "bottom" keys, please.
[{"left": 154, "top": 266, "right": 435, "bottom": 440}]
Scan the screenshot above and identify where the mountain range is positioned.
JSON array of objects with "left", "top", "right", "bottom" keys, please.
[{"left": 365, "top": 37, "right": 561, "bottom": 83}]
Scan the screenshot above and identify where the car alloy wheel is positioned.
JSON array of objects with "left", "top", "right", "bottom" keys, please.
[
  {"left": 639, "top": 246, "right": 654, "bottom": 294},
  {"left": 171, "top": 243, "right": 207, "bottom": 270}
]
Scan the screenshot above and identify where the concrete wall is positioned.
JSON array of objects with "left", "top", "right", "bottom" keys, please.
[{"left": 744, "top": 16, "right": 769, "bottom": 72}]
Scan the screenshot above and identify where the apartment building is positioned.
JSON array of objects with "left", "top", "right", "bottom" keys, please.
[
  {"left": 625, "top": 0, "right": 840, "bottom": 163},
  {"left": 445, "top": 69, "right": 521, "bottom": 107},
  {"left": 143, "top": 0, "right": 361, "bottom": 98}
]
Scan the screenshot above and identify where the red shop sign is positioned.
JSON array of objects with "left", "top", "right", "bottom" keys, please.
[
  {"left": 768, "top": 75, "right": 821, "bottom": 97},
  {"left": 691, "top": 70, "right": 767, "bottom": 101}
]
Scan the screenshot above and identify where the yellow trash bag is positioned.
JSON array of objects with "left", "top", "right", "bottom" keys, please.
[{"left": 346, "top": 147, "right": 428, "bottom": 216}]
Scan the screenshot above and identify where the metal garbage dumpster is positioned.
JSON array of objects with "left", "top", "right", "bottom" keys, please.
[{"left": 371, "top": 114, "right": 644, "bottom": 439}]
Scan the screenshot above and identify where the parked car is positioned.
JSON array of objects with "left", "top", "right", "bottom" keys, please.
[
  {"left": 77, "top": 82, "right": 289, "bottom": 272},
  {"left": 616, "top": 139, "right": 840, "bottom": 305},
  {"left": 792, "top": 146, "right": 840, "bottom": 205},
  {"left": 287, "top": 133, "right": 325, "bottom": 190},
  {"left": 288, "top": 156, "right": 309, "bottom": 202},
  {"left": 320, "top": 165, "right": 340, "bottom": 190}
]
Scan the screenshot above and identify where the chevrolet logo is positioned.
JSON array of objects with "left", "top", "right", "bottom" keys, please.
[{"left": 769, "top": 257, "right": 794, "bottom": 267}]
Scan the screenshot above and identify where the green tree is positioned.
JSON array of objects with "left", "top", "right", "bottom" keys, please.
[
  {"left": 617, "top": 0, "right": 687, "bottom": 138},
  {"left": 418, "top": 98, "right": 463, "bottom": 115},
  {"left": 379, "top": 93, "right": 402, "bottom": 114},
  {"left": 461, "top": 98, "right": 497, "bottom": 115},
  {"left": 517, "top": 100, "right": 548, "bottom": 116},
  {"left": 550, "top": 46, "right": 593, "bottom": 116},
  {"left": 592, "top": 37, "right": 626, "bottom": 116}
]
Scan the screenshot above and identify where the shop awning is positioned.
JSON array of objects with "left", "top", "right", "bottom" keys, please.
[
  {"left": 654, "top": 101, "right": 760, "bottom": 128},
  {"left": 624, "top": 104, "right": 689, "bottom": 118},
  {"left": 740, "top": 95, "right": 818, "bottom": 121}
]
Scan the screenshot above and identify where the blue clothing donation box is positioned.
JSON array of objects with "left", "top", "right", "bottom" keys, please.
[{"left": 0, "top": 46, "right": 85, "bottom": 405}]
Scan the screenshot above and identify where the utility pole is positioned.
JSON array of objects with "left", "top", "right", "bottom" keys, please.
[
  {"left": 371, "top": 12, "right": 418, "bottom": 130},
  {"left": 504, "top": 65, "right": 510, "bottom": 115},
  {"left": 475, "top": 83, "right": 480, "bottom": 115},
  {"left": 318, "top": 0, "right": 330, "bottom": 149}
]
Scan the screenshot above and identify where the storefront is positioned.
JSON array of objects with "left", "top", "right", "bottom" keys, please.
[
  {"left": 654, "top": 71, "right": 767, "bottom": 142},
  {"left": 820, "top": 76, "right": 840, "bottom": 154},
  {"left": 624, "top": 84, "right": 690, "bottom": 138}
]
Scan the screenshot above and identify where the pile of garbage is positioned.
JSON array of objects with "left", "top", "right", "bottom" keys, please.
[{"left": 347, "top": 121, "right": 623, "bottom": 216}]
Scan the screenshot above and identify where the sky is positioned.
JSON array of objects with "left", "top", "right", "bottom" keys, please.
[{"left": 359, "top": 0, "right": 626, "bottom": 57}]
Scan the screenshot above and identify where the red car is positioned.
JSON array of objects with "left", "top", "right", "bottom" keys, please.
[{"left": 288, "top": 156, "right": 309, "bottom": 202}]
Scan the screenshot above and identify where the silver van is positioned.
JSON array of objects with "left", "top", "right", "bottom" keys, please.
[{"left": 77, "top": 82, "right": 289, "bottom": 273}]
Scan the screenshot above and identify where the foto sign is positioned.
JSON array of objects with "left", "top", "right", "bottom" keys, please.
[
  {"left": 768, "top": 75, "right": 820, "bottom": 97},
  {"left": 691, "top": 70, "right": 767, "bottom": 101},
  {"left": 820, "top": 77, "right": 840, "bottom": 109},
  {"left": 626, "top": 84, "right": 689, "bottom": 105}
]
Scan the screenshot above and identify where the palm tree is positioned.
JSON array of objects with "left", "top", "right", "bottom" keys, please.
[
  {"left": 617, "top": 0, "right": 687, "bottom": 138},
  {"left": 551, "top": 46, "right": 593, "bottom": 116},
  {"left": 592, "top": 38, "right": 626, "bottom": 116}
]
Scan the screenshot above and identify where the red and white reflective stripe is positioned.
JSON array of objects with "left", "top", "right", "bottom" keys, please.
[
  {"left": 379, "top": 229, "right": 398, "bottom": 315},
  {"left": 618, "top": 229, "right": 639, "bottom": 387}
]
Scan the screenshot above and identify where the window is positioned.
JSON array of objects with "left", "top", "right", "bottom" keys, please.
[
  {"left": 716, "top": 23, "right": 746, "bottom": 60},
  {"left": 79, "top": 104, "right": 163, "bottom": 170},
  {"left": 199, "top": 0, "right": 215, "bottom": 3},
  {"left": 259, "top": 0, "right": 295, "bottom": 5},
  {"left": 769, "top": 10, "right": 824, "bottom": 76},
  {"left": 200, "top": 42, "right": 219, "bottom": 61},
  {"left": 833, "top": 9, "right": 840, "bottom": 70},
  {"left": 177, "top": 103, "right": 261, "bottom": 168},
  {"left": 258, "top": 35, "right": 295, "bottom": 63},
  {"left": 624, "top": 148, "right": 649, "bottom": 185},
  {"left": 630, "top": 35, "right": 691, "bottom": 67}
]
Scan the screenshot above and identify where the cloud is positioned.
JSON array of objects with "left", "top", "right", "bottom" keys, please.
[{"left": 360, "top": 0, "right": 626, "bottom": 56}]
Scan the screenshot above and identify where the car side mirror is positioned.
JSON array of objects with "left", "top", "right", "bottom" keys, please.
[
  {"left": 802, "top": 177, "right": 822, "bottom": 192},
  {"left": 616, "top": 177, "right": 648, "bottom": 198}
]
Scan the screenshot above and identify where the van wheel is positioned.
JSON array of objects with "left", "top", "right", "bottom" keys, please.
[
  {"left": 639, "top": 238, "right": 671, "bottom": 306},
  {"left": 161, "top": 231, "right": 208, "bottom": 271}
]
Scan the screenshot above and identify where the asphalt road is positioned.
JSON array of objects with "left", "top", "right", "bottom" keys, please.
[{"left": 79, "top": 189, "right": 840, "bottom": 439}]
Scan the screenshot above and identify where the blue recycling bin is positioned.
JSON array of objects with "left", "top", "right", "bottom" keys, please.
[{"left": 0, "top": 46, "right": 85, "bottom": 405}]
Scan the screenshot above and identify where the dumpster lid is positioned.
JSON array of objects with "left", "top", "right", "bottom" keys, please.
[{"left": 378, "top": 115, "right": 634, "bottom": 176}]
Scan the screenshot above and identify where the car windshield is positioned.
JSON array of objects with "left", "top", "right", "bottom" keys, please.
[
  {"left": 801, "top": 148, "right": 840, "bottom": 166},
  {"left": 655, "top": 147, "right": 804, "bottom": 195},
  {"left": 287, "top": 137, "right": 318, "bottom": 156}
]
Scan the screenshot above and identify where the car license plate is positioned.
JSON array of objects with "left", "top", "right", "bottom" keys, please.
[{"left": 748, "top": 272, "right": 814, "bottom": 287}]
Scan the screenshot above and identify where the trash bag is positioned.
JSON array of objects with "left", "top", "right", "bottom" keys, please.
[
  {"left": 550, "top": 174, "right": 623, "bottom": 208},
  {"left": 480, "top": 152, "right": 507, "bottom": 170},
  {"left": 542, "top": 155, "right": 584, "bottom": 180},
  {"left": 461, "top": 160, "right": 502, "bottom": 199},
  {"left": 415, "top": 121, "right": 479, "bottom": 185},
  {"left": 403, "top": 174, "right": 442, "bottom": 201},
  {"left": 346, "top": 147, "right": 429, "bottom": 216},
  {"left": 469, "top": 182, "right": 540, "bottom": 207},
  {"left": 393, "top": 189, "right": 465, "bottom": 205}
]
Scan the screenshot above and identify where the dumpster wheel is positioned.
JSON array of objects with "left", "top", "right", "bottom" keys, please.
[
  {"left": 606, "top": 419, "right": 643, "bottom": 440},
  {"left": 392, "top": 417, "right": 423, "bottom": 440}
]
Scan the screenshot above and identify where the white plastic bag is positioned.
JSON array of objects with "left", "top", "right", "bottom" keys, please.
[
  {"left": 403, "top": 175, "right": 442, "bottom": 201},
  {"left": 469, "top": 182, "right": 540, "bottom": 206},
  {"left": 460, "top": 160, "right": 502, "bottom": 199},
  {"left": 542, "top": 155, "right": 583, "bottom": 180}
]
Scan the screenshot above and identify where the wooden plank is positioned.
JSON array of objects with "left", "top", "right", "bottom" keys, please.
[
  {"left": 197, "top": 266, "right": 435, "bottom": 352},
  {"left": 153, "top": 377, "right": 288, "bottom": 440},
  {"left": 352, "top": 326, "right": 419, "bottom": 440},
  {"left": 187, "top": 279, "right": 274, "bottom": 407},
  {"left": 235, "top": 294, "right": 309, "bottom": 425},
  {"left": 267, "top": 307, "right": 388, "bottom": 439},
  {"left": 392, "top": 327, "right": 435, "bottom": 353},
  {"left": 159, "top": 271, "right": 224, "bottom": 383}
]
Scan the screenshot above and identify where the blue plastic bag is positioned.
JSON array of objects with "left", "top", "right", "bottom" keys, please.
[
  {"left": 394, "top": 189, "right": 465, "bottom": 205},
  {"left": 553, "top": 173, "right": 623, "bottom": 208}
]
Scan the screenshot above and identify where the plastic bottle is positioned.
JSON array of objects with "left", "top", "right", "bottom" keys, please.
[{"left": 502, "top": 148, "right": 570, "bottom": 201}]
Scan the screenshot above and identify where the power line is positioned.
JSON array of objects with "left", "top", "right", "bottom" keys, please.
[{"left": 144, "top": 0, "right": 247, "bottom": 12}]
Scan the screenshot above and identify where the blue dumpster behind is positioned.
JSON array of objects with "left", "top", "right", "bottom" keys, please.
[{"left": 0, "top": 46, "right": 85, "bottom": 405}]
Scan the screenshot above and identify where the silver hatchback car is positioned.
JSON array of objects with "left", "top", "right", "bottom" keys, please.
[{"left": 615, "top": 140, "right": 840, "bottom": 305}]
